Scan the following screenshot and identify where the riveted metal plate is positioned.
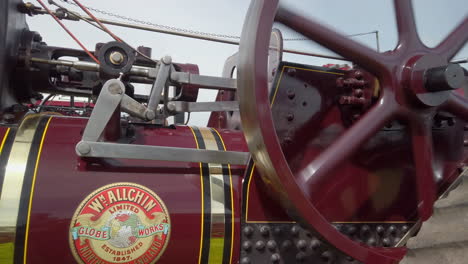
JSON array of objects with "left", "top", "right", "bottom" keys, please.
[{"left": 240, "top": 223, "right": 361, "bottom": 264}]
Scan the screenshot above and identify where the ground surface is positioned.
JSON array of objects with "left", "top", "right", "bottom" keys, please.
[{"left": 401, "top": 175, "right": 468, "bottom": 264}]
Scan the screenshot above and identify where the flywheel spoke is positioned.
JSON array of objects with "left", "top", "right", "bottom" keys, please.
[
  {"left": 409, "top": 119, "right": 436, "bottom": 221},
  {"left": 299, "top": 95, "right": 397, "bottom": 193},
  {"left": 442, "top": 92, "right": 468, "bottom": 121},
  {"left": 394, "top": 0, "right": 423, "bottom": 49},
  {"left": 276, "top": 6, "right": 389, "bottom": 76},
  {"left": 433, "top": 16, "right": 468, "bottom": 60}
]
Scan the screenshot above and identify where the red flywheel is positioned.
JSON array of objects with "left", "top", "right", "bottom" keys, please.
[{"left": 237, "top": 0, "right": 468, "bottom": 263}]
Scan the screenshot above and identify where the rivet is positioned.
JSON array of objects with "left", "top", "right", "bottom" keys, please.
[
  {"left": 360, "top": 225, "right": 370, "bottom": 238},
  {"left": 297, "top": 239, "right": 307, "bottom": 251},
  {"left": 309, "top": 238, "right": 321, "bottom": 251},
  {"left": 354, "top": 70, "right": 363, "bottom": 80},
  {"left": 345, "top": 225, "right": 356, "bottom": 235},
  {"left": 401, "top": 225, "right": 409, "bottom": 233},
  {"left": 334, "top": 224, "right": 342, "bottom": 232},
  {"left": 287, "top": 89, "right": 295, "bottom": 99},
  {"left": 240, "top": 257, "right": 251, "bottom": 264},
  {"left": 271, "top": 253, "right": 281, "bottom": 263},
  {"left": 388, "top": 225, "right": 397, "bottom": 235},
  {"left": 291, "top": 225, "right": 300, "bottom": 236},
  {"left": 243, "top": 226, "right": 254, "bottom": 237},
  {"left": 273, "top": 227, "right": 282, "bottom": 235},
  {"left": 260, "top": 225, "right": 271, "bottom": 237},
  {"left": 382, "top": 238, "right": 391, "bottom": 247},
  {"left": 242, "top": 241, "right": 252, "bottom": 251},
  {"left": 367, "top": 237, "right": 377, "bottom": 246},
  {"left": 255, "top": 240, "right": 265, "bottom": 251},
  {"left": 376, "top": 225, "right": 384, "bottom": 235},
  {"left": 287, "top": 68, "right": 296, "bottom": 77},
  {"left": 281, "top": 240, "right": 292, "bottom": 250},
  {"left": 321, "top": 251, "right": 333, "bottom": 263},
  {"left": 287, "top": 113, "right": 294, "bottom": 121},
  {"left": 353, "top": 89, "right": 364, "bottom": 97},
  {"left": 267, "top": 240, "right": 277, "bottom": 251}
]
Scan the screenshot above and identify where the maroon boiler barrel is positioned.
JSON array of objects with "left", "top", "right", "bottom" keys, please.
[{"left": 0, "top": 114, "right": 247, "bottom": 264}]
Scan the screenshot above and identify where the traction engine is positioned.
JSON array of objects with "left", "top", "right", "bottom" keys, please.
[{"left": 0, "top": 0, "right": 467, "bottom": 263}]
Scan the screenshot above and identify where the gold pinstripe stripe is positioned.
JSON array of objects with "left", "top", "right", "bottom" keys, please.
[
  {"left": 211, "top": 128, "right": 234, "bottom": 264},
  {"left": 199, "top": 127, "right": 226, "bottom": 264},
  {"left": 0, "top": 128, "right": 10, "bottom": 155},
  {"left": 0, "top": 114, "right": 46, "bottom": 264},
  {"left": 23, "top": 117, "right": 52, "bottom": 264},
  {"left": 187, "top": 126, "right": 205, "bottom": 264}
]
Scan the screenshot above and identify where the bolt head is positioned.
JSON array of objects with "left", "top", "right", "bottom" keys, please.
[
  {"left": 76, "top": 142, "right": 91, "bottom": 155},
  {"left": 145, "top": 110, "right": 156, "bottom": 120},
  {"left": 167, "top": 102, "right": 176, "bottom": 112},
  {"left": 162, "top": 55, "right": 172, "bottom": 64},
  {"left": 109, "top": 51, "right": 124, "bottom": 65}
]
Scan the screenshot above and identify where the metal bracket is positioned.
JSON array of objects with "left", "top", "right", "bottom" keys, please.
[
  {"left": 76, "top": 78, "right": 249, "bottom": 165},
  {"left": 167, "top": 101, "right": 239, "bottom": 113},
  {"left": 121, "top": 94, "right": 155, "bottom": 120},
  {"left": 75, "top": 141, "right": 249, "bottom": 164},
  {"left": 82, "top": 79, "right": 126, "bottom": 142},
  {"left": 170, "top": 71, "right": 237, "bottom": 91},
  {"left": 148, "top": 56, "right": 171, "bottom": 112}
]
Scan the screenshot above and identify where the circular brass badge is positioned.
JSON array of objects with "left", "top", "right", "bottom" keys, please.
[{"left": 69, "top": 182, "right": 171, "bottom": 264}]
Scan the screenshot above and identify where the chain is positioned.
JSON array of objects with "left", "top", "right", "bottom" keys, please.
[
  {"left": 58, "top": 0, "right": 379, "bottom": 43},
  {"left": 59, "top": 0, "right": 241, "bottom": 40}
]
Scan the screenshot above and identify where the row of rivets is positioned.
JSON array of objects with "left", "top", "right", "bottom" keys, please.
[{"left": 241, "top": 223, "right": 362, "bottom": 263}]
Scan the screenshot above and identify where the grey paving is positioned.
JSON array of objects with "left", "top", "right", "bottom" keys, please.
[{"left": 401, "top": 176, "right": 468, "bottom": 264}]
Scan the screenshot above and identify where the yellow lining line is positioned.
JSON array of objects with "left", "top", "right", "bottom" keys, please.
[
  {"left": 245, "top": 164, "right": 255, "bottom": 222},
  {"left": 188, "top": 126, "right": 204, "bottom": 264},
  {"left": 244, "top": 164, "right": 295, "bottom": 224},
  {"left": 284, "top": 66, "right": 345, "bottom": 75},
  {"left": 270, "top": 68, "right": 284, "bottom": 106},
  {"left": 211, "top": 128, "right": 234, "bottom": 264},
  {"left": 23, "top": 117, "right": 52, "bottom": 264},
  {"left": 0, "top": 128, "right": 11, "bottom": 154},
  {"left": 0, "top": 114, "right": 45, "bottom": 264}
]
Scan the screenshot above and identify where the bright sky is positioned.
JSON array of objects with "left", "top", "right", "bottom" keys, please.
[{"left": 28, "top": 0, "right": 468, "bottom": 125}]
